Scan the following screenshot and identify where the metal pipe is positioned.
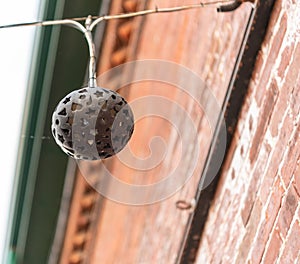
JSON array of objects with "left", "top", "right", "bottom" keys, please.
[
  {"left": 217, "top": 1, "right": 242, "bottom": 12},
  {"left": 84, "top": 16, "right": 97, "bottom": 88}
]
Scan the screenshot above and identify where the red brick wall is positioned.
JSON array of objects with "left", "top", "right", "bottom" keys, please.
[{"left": 196, "top": 1, "right": 300, "bottom": 263}]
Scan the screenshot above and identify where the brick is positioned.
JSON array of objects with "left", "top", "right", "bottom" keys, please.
[
  {"left": 250, "top": 80, "right": 279, "bottom": 164},
  {"left": 284, "top": 42, "right": 300, "bottom": 91},
  {"left": 263, "top": 0, "right": 283, "bottom": 43},
  {"left": 195, "top": 236, "right": 212, "bottom": 264},
  {"left": 259, "top": 113, "right": 294, "bottom": 202},
  {"left": 276, "top": 185, "right": 299, "bottom": 238},
  {"left": 222, "top": 217, "right": 245, "bottom": 263},
  {"left": 249, "top": 115, "right": 253, "bottom": 132},
  {"left": 269, "top": 82, "right": 290, "bottom": 137},
  {"left": 277, "top": 219, "right": 300, "bottom": 263},
  {"left": 277, "top": 43, "right": 295, "bottom": 79},
  {"left": 249, "top": 177, "right": 283, "bottom": 264},
  {"left": 254, "top": 14, "right": 287, "bottom": 106},
  {"left": 253, "top": 61, "right": 272, "bottom": 108},
  {"left": 290, "top": 75, "right": 300, "bottom": 119},
  {"left": 251, "top": 51, "right": 264, "bottom": 83},
  {"left": 280, "top": 124, "right": 300, "bottom": 187},
  {"left": 262, "top": 229, "right": 282, "bottom": 264},
  {"left": 293, "top": 161, "right": 300, "bottom": 196},
  {"left": 242, "top": 143, "right": 272, "bottom": 226},
  {"left": 220, "top": 135, "right": 239, "bottom": 174},
  {"left": 241, "top": 200, "right": 254, "bottom": 228},
  {"left": 277, "top": 113, "right": 294, "bottom": 150},
  {"left": 205, "top": 189, "right": 232, "bottom": 246},
  {"left": 268, "top": 13, "right": 288, "bottom": 64},
  {"left": 288, "top": 43, "right": 300, "bottom": 118},
  {"left": 237, "top": 199, "right": 263, "bottom": 262}
]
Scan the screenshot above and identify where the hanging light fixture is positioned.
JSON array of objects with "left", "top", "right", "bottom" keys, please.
[{"left": 51, "top": 16, "right": 134, "bottom": 160}]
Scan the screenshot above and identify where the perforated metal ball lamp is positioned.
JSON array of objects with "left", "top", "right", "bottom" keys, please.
[{"left": 50, "top": 17, "right": 134, "bottom": 160}]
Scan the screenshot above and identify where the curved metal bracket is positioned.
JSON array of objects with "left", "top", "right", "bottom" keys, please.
[
  {"left": 43, "top": 17, "right": 97, "bottom": 88},
  {"left": 18, "top": 17, "right": 98, "bottom": 87},
  {"left": 217, "top": 0, "right": 255, "bottom": 12}
]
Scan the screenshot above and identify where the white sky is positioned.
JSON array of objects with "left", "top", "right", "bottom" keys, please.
[{"left": 0, "top": 0, "right": 40, "bottom": 262}]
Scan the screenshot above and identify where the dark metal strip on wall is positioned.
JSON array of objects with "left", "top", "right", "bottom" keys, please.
[{"left": 178, "top": 1, "right": 276, "bottom": 263}]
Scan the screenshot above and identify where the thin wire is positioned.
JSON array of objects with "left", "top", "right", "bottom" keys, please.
[
  {"left": 90, "top": 0, "right": 235, "bottom": 30},
  {"left": 0, "top": 0, "right": 236, "bottom": 87},
  {"left": 0, "top": 0, "right": 235, "bottom": 30},
  {"left": 0, "top": 19, "right": 85, "bottom": 31}
]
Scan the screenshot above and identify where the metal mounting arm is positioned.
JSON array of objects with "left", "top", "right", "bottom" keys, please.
[
  {"left": 42, "top": 17, "right": 97, "bottom": 88},
  {"left": 84, "top": 16, "right": 97, "bottom": 88}
]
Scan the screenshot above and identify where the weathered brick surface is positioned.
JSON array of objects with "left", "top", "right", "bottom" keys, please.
[
  {"left": 249, "top": 79, "right": 278, "bottom": 164},
  {"left": 276, "top": 184, "right": 299, "bottom": 238},
  {"left": 196, "top": 0, "right": 300, "bottom": 263},
  {"left": 278, "top": 218, "right": 300, "bottom": 263},
  {"left": 90, "top": 1, "right": 252, "bottom": 263},
  {"left": 254, "top": 5, "right": 287, "bottom": 107},
  {"left": 261, "top": 229, "right": 283, "bottom": 264},
  {"left": 250, "top": 177, "right": 284, "bottom": 264},
  {"left": 294, "top": 161, "right": 300, "bottom": 197}
]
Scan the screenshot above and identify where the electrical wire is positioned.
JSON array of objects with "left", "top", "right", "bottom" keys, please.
[{"left": 0, "top": 1, "right": 235, "bottom": 30}]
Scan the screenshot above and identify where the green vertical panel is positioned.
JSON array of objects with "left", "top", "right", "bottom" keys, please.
[
  {"left": 10, "top": 0, "right": 61, "bottom": 257},
  {"left": 8, "top": 0, "right": 103, "bottom": 264}
]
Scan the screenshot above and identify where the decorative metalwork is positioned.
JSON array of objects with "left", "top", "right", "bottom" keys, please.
[{"left": 52, "top": 87, "right": 134, "bottom": 160}]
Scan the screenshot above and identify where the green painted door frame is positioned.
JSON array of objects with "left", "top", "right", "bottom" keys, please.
[{"left": 7, "top": 0, "right": 102, "bottom": 263}]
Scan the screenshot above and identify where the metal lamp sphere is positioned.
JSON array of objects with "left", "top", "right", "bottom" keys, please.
[{"left": 51, "top": 87, "right": 134, "bottom": 160}]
